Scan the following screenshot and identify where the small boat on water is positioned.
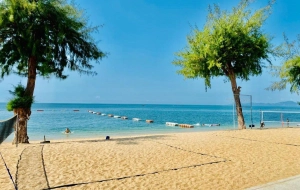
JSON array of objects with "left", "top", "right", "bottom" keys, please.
[
  {"left": 132, "top": 118, "right": 141, "bottom": 121},
  {"left": 108, "top": 114, "right": 114, "bottom": 117},
  {"left": 121, "top": 116, "right": 128, "bottom": 119},
  {"left": 114, "top": 115, "right": 121, "bottom": 118},
  {"left": 101, "top": 113, "right": 106, "bottom": 116}
]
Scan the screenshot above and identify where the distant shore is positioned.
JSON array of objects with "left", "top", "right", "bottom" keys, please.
[{"left": 1, "top": 128, "right": 300, "bottom": 189}]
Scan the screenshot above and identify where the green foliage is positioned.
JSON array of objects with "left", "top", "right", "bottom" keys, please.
[
  {"left": 6, "top": 83, "right": 34, "bottom": 111},
  {"left": 0, "top": 0, "right": 106, "bottom": 79},
  {"left": 173, "top": 0, "right": 276, "bottom": 89},
  {"left": 268, "top": 34, "right": 300, "bottom": 94}
]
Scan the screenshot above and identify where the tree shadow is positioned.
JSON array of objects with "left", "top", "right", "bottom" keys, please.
[{"left": 45, "top": 134, "right": 172, "bottom": 145}]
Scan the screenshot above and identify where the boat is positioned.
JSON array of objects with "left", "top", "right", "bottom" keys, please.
[
  {"left": 101, "top": 113, "right": 106, "bottom": 116},
  {"left": 108, "top": 114, "right": 114, "bottom": 117},
  {"left": 121, "top": 116, "right": 128, "bottom": 120},
  {"left": 114, "top": 115, "right": 121, "bottom": 118},
  {"left": 146, "top": 120, "right": 154, "bottom": 123}
]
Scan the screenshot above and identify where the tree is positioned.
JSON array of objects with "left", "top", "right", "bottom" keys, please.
[
  {"left": 268, "top": 35, "right": 300, "bottom": 94},
  {"left": 173, "top": 0, "right": 275, "bottom": 129},
  {"left": 0, "top": 0, "right": 105, "bottom": 143},
  {"left": 6, "top": 83, "right": 34, "bottom": 112}
]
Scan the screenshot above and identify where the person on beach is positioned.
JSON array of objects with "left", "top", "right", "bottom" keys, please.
[
  {"left": 65, "top": 128, "right": 71, "bottom": 134},
  {"left": 260, "top": 121, "right": 265, "bottom": 129}
]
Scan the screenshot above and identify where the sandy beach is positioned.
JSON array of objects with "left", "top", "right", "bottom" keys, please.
[{"left": 1, "top": 127, "right": 300, "bottom": 190}]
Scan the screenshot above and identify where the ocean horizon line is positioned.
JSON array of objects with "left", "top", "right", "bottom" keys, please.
[
  {"left": 0, "top": 102, "right": 233, "bottom": 106},
  {"left": 1, "top": 101, "right": 298, "bottom": 106}
]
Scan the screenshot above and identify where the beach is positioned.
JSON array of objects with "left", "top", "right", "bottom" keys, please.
[{"left": 1, "top": 127, "right": 300, "bottom": 190}]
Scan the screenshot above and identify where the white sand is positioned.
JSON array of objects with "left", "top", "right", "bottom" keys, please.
[{"left": 1, "top": 128, "right": 300, "bottom": 189}]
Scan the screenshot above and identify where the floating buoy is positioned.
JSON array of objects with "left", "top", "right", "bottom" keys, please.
[
  {"left": 166, "top": 122, "right": 179, "bottom": 126},
  {"left": 133, "top": 118, "right": 141, "bottom": 121},
  {"left": 202, "top": 124, "right": 220, "bottom": 127},
  {"left": 179, "top": 124, "right": 194, "bottom": 128}
]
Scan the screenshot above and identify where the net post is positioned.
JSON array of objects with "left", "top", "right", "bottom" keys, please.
[
  {"left": 16, "top": 115, "right": 18, "bottom": 148},
  {"left": 281, "top": 113, "right": 283, "bottom": 127},
  {"left": 260, "top": 111, "right": 264, "bottom": 129},
  {"left": 233, "top": 100, "right": 235, "bottom": 129},
  {"left": 233, "top": 93, "right": 253, "bottom": 129},
  {"left": 250, "top": 95, "right": 253, "bottom": 126}
]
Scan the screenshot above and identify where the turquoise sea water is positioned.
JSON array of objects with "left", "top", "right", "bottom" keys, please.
[{"left": 1, "top": 103, "right": 300, "bottom": 142}]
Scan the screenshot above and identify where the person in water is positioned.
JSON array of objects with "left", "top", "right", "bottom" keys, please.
[{"left": 65, "top": 128, "right": 71, "bottom": 133}]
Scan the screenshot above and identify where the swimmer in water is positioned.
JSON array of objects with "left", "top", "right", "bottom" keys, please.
[{"left": 65, "top": 128, "right": 71, "bottom": 134}]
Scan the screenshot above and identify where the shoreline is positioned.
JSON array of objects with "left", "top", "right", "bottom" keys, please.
[
  {"left": 1, "top": 127, "right": 300, "bottom": 189},
  {"left": 3, "top": 127, "right": 239, "bottom": 144},
  {"left": 2, "top": 126, "right": 289, "bottom": 144}
]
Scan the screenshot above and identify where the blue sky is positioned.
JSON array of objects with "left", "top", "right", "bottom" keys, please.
[{"left": 0, "top": 0, "right": 300, "bottom": 105}]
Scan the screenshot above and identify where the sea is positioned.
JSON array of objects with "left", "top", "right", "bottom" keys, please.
[{"left": 1, "top": 103, "right": 300, "bottom": 142}]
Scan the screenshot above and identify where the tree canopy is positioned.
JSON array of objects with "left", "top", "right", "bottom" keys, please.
[
  {"left": 173, "top": 0, "right": 275, "bottom": 89},
  {"left": 173, "top": 0, "right": 276, "bottom": 129},
  {"left": 0, "top": 0, "right": 105, "bottom": 80},
  {"left": 6, "top": 83, "right": 34, "bottom": 111},
  {"left": 268, "top": 35, "right": 300, "bottom": 94},
  {"left": 0, "top": 0, "right": 106, "bottom": 143}
]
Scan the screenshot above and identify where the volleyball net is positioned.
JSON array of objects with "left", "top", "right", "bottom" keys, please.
[
  {"left": 0, "top": 115, "right": 17, "bottom": 144},
  {"left": 261, "top": 111, "right": 300, "bottom": 127}
]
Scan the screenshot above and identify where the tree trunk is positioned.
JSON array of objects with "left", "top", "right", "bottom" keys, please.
[
  {"left": 229, "top": 73, "right": 246, "bottom": 129},
  {"left": 13, "top": 56, "right": 37, "bottom": 144},
  {"left": 12, "top": 108, "right": 30, "bottom": 144},
  {"left": 25, "top": 56, "right": 37, "bottom": 97}
]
